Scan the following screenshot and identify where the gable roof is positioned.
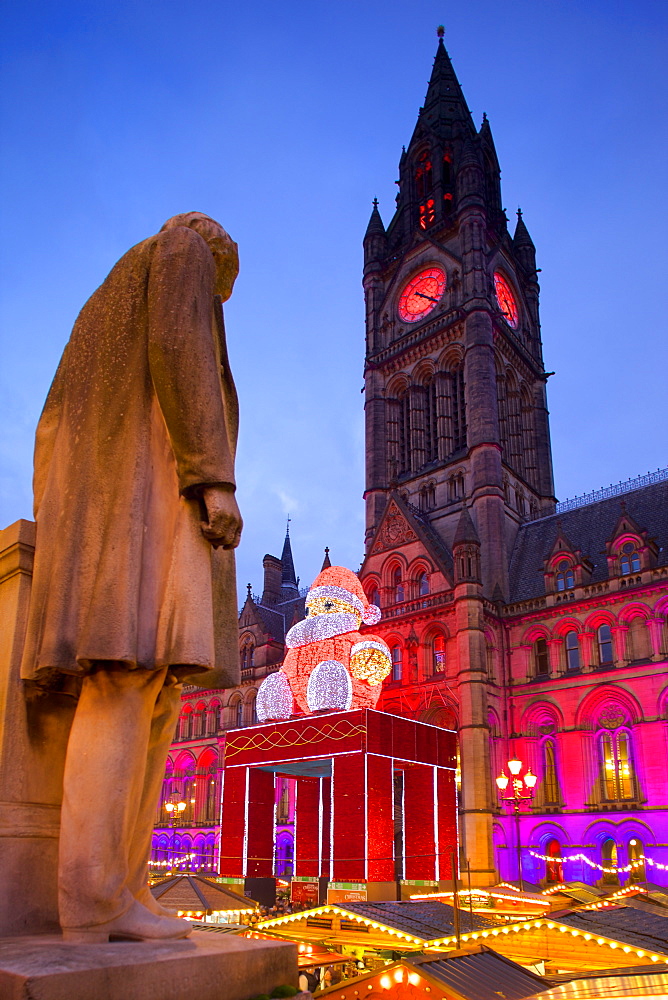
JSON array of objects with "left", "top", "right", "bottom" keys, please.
[
  {"left": 362, "top": 491, "right": 453, "bottom": 582},
  {"left": 509, "top": 480, "right": 668, "bottom": 603},
  {"left": 409, "top": 947, "right": 547, "bottom": 1000},
  {"left": 554, "top": 904, "right": 668, "bottom": 956},
  {"left": 342, "top": 900, "right": 495, "bottom": 940}
]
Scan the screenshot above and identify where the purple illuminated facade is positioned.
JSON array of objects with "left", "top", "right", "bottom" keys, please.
[{"left": 358, "top": 36, "right": 668, "bottom": 888}]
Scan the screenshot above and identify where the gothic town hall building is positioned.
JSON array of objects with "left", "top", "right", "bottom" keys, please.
[{"left": 156, "top": 35, "right": 668, "bottom": 891}]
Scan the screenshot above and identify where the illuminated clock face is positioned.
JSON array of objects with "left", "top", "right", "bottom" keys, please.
[
  {"left": 398, "top": 267, "right": 447, "bottom": 323},
  {"left": 494, "top": 272, "right": 519, "bottom": 328}
]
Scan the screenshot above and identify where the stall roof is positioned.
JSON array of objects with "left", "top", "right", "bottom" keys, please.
[
  {"left": 553, "top": 906, "right": 668, "bottom": 957},
  {"left": 527, "top": 968, "right": 668, "bottom": 998},
  {"left": 341, "top": 901, "right": 495, "bottom": 940},
  {"left": 317, "top": 946, "right": 547, "bottom": 1000},
  {"left": 408, "top": 948, "right": 548, "bottom": 1000},
  {"left": 151, "top": 875, "right": 257, "bottom": 913}
]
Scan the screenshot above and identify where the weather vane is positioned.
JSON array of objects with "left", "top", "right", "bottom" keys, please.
[{"left": 437, "top": 25, "right": 445, "bottom": 39}]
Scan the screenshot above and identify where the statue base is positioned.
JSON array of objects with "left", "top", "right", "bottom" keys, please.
[{"left": 0, "top": 930, "right": 296, "bottom": 1000}]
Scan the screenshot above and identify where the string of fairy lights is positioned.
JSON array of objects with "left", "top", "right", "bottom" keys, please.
[{"left": 529, "top": 849, "right": 668, "bottom": 874}]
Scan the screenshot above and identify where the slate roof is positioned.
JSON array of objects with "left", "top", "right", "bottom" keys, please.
[
  {"left": 342, "top": 900, "right": 495, "bottom": 941},
  {"left": 509, "top": 479, "right": 668, "bottom": 603},
  {"left": 408, "top": 947, "right": 547, "bottom": 1000},
  {"left": 554, "top": 903, "right": 668, "bottom": 955}
]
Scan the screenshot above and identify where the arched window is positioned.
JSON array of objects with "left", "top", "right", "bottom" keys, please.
[
  {"left": 423, "top": 379, "right": 438, "bottom": 463},
  {"left": 620, "top": 542, "right": 641, "bottom": 575},
  {"left": 398, "top": 389, "right": 411, "bottom": 475},
  {"left": 628, "top": 838, "right": 646, "bottom": 882},
  {"left": 393, "top": 567, "right": 404, "bottom": 604},
  {"left": 601, "top": 838, "right": 619, "bottom": 884},
  {"left": 542, "top": 740, "right": 559, "bottom": 804},
  {"left": 600, "top": 730, "right": 634, "bottom": 800},
  {"left": 626, "top": 617, "right": 651, "bottom": 662},
  {"left": 369, "top": 587, "right": 380, "bottom": 608},
  {"left": 417, "top": 572, "right": 429, "bottom": 597},
  {"left": 597, "top": 624, "right": 614, "bottom": 666},
  {"left": 431, "top": 634, "right": 446, "bottom": 674},
  {"left": 241, "top": 642, "right": 255, "bottom": 670},
  {"left": 205, "top": 769, "right": 218, "bottom": 824},
  {"left": 391, "top": 645, "right": 403, "bottom": 682},
  {"left": 556, "top": 560, "right": 575, "bottom": 591},
  {"left": 564, "top": 631, "right": 580, "bottom": 671},
  {"left": 451, "top": 365, "right": 466, "bottom": 452},
  {"left": 534, "top": 637, "right": 549, "bottom": 677},
  {"left": 276, "top": 779, "right": 291, "bottom": 823},
  {"left": 545, "top": 839, "right": 563, "bottom": 883},
  {"left": 415, "top": 150, "right": 433, "bottom": 201}
]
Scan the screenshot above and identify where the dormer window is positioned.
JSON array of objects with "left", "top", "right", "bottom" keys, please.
[
  {"left": 556, "top": 560, "right": 574, "bottom": 591},
  {"left": 620, "top": 542, "right": 640, "bottom": 575}
]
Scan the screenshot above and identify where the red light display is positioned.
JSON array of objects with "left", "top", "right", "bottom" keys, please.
[
  {"left": 398, "top": 267, "right": 446, "bottom": 323},
  {"left": 494, "top": 271, "right": 519, "bottom": 328}
]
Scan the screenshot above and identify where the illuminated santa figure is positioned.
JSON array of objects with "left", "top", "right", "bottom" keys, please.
[{"left": 255, "top": 565, "right": 391, "bottom": 721}]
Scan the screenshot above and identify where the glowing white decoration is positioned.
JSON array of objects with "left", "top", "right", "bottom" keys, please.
[
  {"left": 286, "top": 611, "right": 361, "bottom": 649},
  {"left": 306, "top": 660, "right": 353, "bottom": 713},
  {"left": 256, "top": 670, "right": 293, "bottom": 722},
  {"left": 350, "top": 639, "right": 392, "bottom": 685}
]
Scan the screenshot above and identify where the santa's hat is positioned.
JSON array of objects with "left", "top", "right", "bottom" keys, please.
[{"left": 307, "top": 565, "right": 381, "bottom": 626}]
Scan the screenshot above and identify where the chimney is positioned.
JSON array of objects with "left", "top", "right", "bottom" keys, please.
[{"left": 262, "top": 554, "right": 282, "bottom": 606}]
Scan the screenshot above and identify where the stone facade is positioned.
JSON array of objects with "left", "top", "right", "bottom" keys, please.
[{"left": 358, "top": 37, "right": 668, "bottom": 888}]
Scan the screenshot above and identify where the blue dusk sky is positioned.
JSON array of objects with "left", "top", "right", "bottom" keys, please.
[{"left": 1, "top": 0, "right": 666, "bottom": 597}]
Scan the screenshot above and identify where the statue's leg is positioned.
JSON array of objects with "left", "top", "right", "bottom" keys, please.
[
  {"left": 59, "top": 663, "right": 191, "bottom": 942},
  {"left": 127, "top": 671, "right": 183, "bottom": 914}
]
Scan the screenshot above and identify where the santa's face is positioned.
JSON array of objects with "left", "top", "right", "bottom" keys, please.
[{"left": 285, "top": 591, "right": 362, "bottom": 650}]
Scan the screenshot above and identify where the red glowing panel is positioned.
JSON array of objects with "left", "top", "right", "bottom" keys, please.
[
  {"left": 494, "top": 272, "right": 518, "bottom": 328},
  {"left": 398, "top": 267, "right": 446, "bottom": 323}
]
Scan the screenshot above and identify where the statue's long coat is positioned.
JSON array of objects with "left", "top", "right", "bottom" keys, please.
[{"left": 21, "top": 225, "right": 240, "bottom": 688}]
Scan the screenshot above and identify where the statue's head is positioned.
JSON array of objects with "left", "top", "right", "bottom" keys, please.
[{"left": 160, "top": 212, "right": 239, "bottom": 301}]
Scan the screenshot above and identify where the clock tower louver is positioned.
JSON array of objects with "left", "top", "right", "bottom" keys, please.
[{"left": 363, "top": 30, "right": 556, "bottom": 602}]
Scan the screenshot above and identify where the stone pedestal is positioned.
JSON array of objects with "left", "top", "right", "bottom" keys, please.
[
  {"left": 0, "top": 930, "right": 297, "bottom": 1000},
  {"left": 0, "top": 520, "right": 76, "bottom": 936}
]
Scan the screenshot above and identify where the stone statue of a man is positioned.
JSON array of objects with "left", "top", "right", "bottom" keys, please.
[{"left": 20, "top": 212, "right": 243, "bottom": 943}]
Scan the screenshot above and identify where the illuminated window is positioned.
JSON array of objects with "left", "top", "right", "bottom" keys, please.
[
  {"left": 443, "top": 192, "right": 453, "bottom": 214},
  {"left": 431, "top": 634, "right": 446, "bottom": 674},
  {"left": 493, "top": 272, "right": 519, "bottom": 328},
  {"left": 600, "top": 730, "right": 634, "bottom": 800},
  {"left": 417, "top": 572, "right": 429, "bottom": 597},
  {"left": 391, "top": 645, "right": 403, "bottom": 682},
  {"left": 601, "top": 837, "right": 619, "bottom": 884},
  {"left": 543, "top": 740, "right": 559, "bottom": 804},
  {"left": 442, "top": 152, "right": 452, "bottom": 187},
  {"left": 419, "top": 198, "right": 436, "bottom": 230},
  {"left": 620, "top": 542, "right": 641, "bottom": 575},
  {"left": 556, "top": 560, "right": 574, "bottom": 591},
  {"left": 205, "top": 769, "right": 218, "bottom": 823},
  {"left": 628, "top": 838, "right": 645, "bottom": 882},
  {"left": 564, "top": 631, "right": 580, "bottom": 671},
  {"left": 415, "top": 151, "right": 433, "bottom": 200},
  {"left": 597, "top": 624, "right": 614, "bottom": 666},
  {"left": 393, "top": 567, "right": 404, "bottom": 603},
  {"left": 534, "top": 638, "right": 549, "bottom": 677},
  {"left": 545, "top": 838, "right": 563, "bottom": 883}
]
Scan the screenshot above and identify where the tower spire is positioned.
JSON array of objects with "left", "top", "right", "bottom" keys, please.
[{"left": 280, "top": 522, "right": 298, "bottom": 594}]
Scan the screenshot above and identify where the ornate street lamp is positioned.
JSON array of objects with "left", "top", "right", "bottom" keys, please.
[{"left": 495, "top": 758, "right": 538, "bottom": 891}]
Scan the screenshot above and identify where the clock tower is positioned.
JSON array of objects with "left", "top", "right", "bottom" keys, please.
[{"left": 363, "top": 28, "right": 556, "bottom": 601}]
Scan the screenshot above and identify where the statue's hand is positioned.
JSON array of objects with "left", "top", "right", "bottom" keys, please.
[{"left": 200, "top": 485, "right": 242, "bottom": 549}]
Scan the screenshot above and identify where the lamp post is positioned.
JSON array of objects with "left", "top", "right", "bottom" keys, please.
[
  {"left": 164, "top": 798, "right": 187, "bottom": 873},
  {"left": 495, "top": 757, "right": 538, "bottom": 892}
]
